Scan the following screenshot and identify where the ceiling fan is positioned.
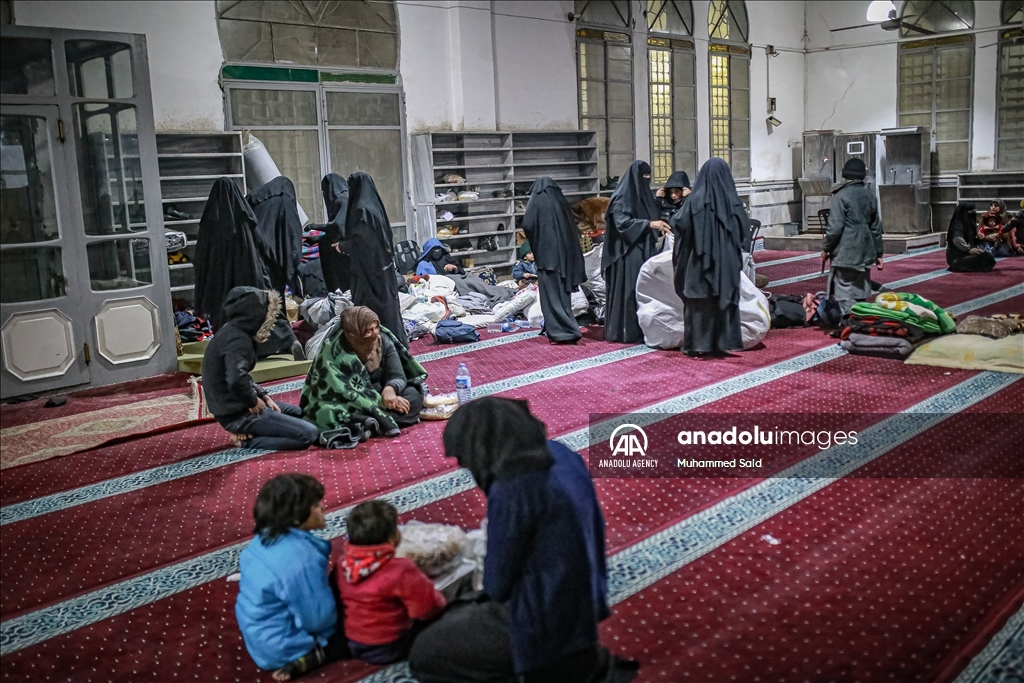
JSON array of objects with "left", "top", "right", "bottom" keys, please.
[{"left": 830, "top": 0, "right": 937, "bottom": 35}]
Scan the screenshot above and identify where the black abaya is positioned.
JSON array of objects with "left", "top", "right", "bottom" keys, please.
[
  {"left": 946, "top": 202, "right": 996, "bottom": 273},
  {"left": 601, "top": 161, "right": 661, "bottom": 343},
  {"left": 313, "top": 174, "right": 352, "bottom": 293},
  {"left": 344, "top": 171, "right": 408, "bottom": 347},
  {"left": 671, "top": 158, "right": 749, "bottom": 355},
  {"left": 246, "top": 176, "right": 303, "bottom": 298},
  {"left": 522, "top": 177, "right": 587, "bottom": 343}
]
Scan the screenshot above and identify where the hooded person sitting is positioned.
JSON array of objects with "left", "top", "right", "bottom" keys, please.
[
  {"left": 416, "top": 237, "right": 465, "bottom": 276},
  {"left": 202, "top": 287, "right": 321, "bottom": 451},
  {"left": 655, "top": 171, "right": 692, "bottom": 222},
  {"left": 822, "top": 158, "right": 885, "bottom": 316}
]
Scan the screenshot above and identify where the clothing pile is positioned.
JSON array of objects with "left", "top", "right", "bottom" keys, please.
[
  {"left": 839, "top": 292, "right": 957, "bottom": 359},
  {"left": 174, "top": 308, "right": 213, "bottom": 343}
]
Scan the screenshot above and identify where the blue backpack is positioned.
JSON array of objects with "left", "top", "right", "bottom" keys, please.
[{"left": 433, "top": 319, "right": 479, "bottom": 344}]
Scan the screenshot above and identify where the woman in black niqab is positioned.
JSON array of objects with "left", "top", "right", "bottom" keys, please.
[
  {"left": 246, "top": 176, "right": 303, "bottom": 298},
  {"left": 945, "top": 202, "right": 996, "bottom": 273},
  {"left": 313, "top": 173, "right": 352, "bottom": 293},
  {"left": 601, "top": 161, "right": 672, "bottom": 343},
  {"left": 670, "top": 158, "right": 749, "bottom": 356},
  {"left": 343, "top": 171, "right": 408, "bottom": 347},
  {"left": 522, "top": 177, "right": 588, "bottom": 343},
  {"left": 442, "top": 397, "right": 553, "bottom": 495}
]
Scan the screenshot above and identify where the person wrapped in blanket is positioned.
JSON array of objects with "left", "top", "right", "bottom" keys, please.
[
  {"left": 838, "top": 292, "right": 957, "bottom": 359},
  {"left": 301, "top": 306, "right": 427, "bottom": 448},
  {"left": 236, "top": 474, "right": 351, "bottom": 682}
]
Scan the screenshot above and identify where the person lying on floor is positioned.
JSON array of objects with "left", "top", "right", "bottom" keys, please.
[
  {"left": 236, "top": 474, "right": 350, "bottom": 682},
  {"left": 301, "top": 306, "right": 427, "bottom": 447},
  {"left": 416, "top": 237, "right": 465, "bottom": 275},
  {"left": 338, "top": 500, "right": 447, "bottom": 665},
  {"left": 202, "top": 286, "right": 321, "bottom": 450},
  {"left": 409, "top": 397, "right": 639, "bottom": 683}
]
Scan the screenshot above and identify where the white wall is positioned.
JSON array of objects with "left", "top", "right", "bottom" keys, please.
[
  {"left": 805, "top": 0, "right": 1006, "bottom": 173},
  {"left": 13, "top": 0, "right": 225, "bottom": 133}
]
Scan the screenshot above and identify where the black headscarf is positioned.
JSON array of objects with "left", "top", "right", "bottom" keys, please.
[
  {"left": 443, "top": 397, "right": 554, "bottom": 495},
  {"left": 194, "top": 177, "right": 272, "bottom": 327},
  {"left": 246, "top": 176, "right": 303, "bottom": 297},
  {"left": 946, "top": 202, "right": 980, "bottom": 251},
  {"left": 671, "top": 158, "right": 749, "bottom": 308},
  {"left": 346, "top": 171, "right": 395, "bottom": 259},
  {"left": 522, "top": 177, "right": 587, "bottom": 293},
  {"left": 602, "top": 160, "right": 661, "bottom": 269},
  {"left": 312, "top": 173, "right": 351, "bottom": 293}
]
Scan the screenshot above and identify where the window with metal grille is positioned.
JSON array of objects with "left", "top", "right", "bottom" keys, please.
[
  {"left": 648, "top": 40, "right": 697, "bottom": 184},
  {"left": 708, "top": 44, "right": 750, "bottom": 178},
  {"left": 897, "top": 36, "right": 974, "bottom": 174},
  {"left": 997, "top": 27, "right": 1023, "bottom": 170},
  {"left": 1003, "top": 0, "right": 1023, "bottom": 23},
  {"left": 577, "top": 28, "right": 635, "bottom": 189},
  {"left": 646, "top": 0, "right": 694, "bottom": 36},
  {"left": 573, "top": 0, "right": 632, "bottom": 28}
]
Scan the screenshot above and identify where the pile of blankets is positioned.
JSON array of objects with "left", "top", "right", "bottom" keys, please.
[{"left": 839, "top": 292, "right": 957, "bottom": 359}]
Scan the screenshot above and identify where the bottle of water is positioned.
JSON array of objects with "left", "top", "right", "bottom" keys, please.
[{"left": 455, "top": 363, "right": 472, "bottom": 405}]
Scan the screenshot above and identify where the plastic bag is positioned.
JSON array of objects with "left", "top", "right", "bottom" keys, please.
[
  {"left": 396, "top": 521, "right": 467, "bottom": 577},
  {"left": 421, "top": 392, "right": 459, "bottom": 420}
]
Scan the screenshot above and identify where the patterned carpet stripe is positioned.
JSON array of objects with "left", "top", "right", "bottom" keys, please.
[
  {"left": 946, "top": 282, "right": 1024, "bottom": 317},
  {"left": 355, "top": 370, "right": 1020, "bottom": 683},
  {"left": 0, "top": 346, "right": 653, "bottom": 527},
  {"left": 754, "top": 252, "right": 820, "bottom": 268},
  {"left": 952, "top": 604, "right": 1024, "bottom": 683},
  {"left": 766, "top": 246, "right": 944, "bottom": 287}
]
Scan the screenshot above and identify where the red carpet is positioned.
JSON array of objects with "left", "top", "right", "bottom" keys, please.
[{"left": 1, "top": 248, "right": 1021, "bottom": 683}]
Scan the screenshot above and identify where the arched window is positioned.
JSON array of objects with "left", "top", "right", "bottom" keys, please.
[
  {"left": 218, "top": 1, "right": 406, "bottom": 227},
  {"left": 896, "top": 1, "right": 975, "bottom": 173},
  {"left": 707, "top": 1, "right": 750, "bottom": 178},
  {"left": 1003, "top": 0, "right": 1023, "bottom": 23},
  {"left": 647, "top": 1, "right": 696, "bottom": 183},
  {"left": 997, "top": 2, "right": 1023, "bottom": 169},
  {"left": 708, "top": 0, "right": 749, "bottom": 43},
  {"left": 576, "top": 1, "right": 635, "bottom": 187},
  {"left": 898, "top": 0, "right": 974, "bottom": 37},
  {"left": 574, "top": 1, "right": 631, "bottom": 28}
]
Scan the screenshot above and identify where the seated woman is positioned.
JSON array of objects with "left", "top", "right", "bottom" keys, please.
[
  {"left": 408, "top": 397, "right": 638, "bottom": 683},
  {"left": 946, "top": 202, "right": 996, "bottom": 273},
  {"left": 301, "top": 307, "right": 427, "bottom": 446},
  {"left": 416, "top": 237, "right": 465, "bottom": 275},
  {"left": 235, "top": 474, "right": 350, "bottom": 682}
]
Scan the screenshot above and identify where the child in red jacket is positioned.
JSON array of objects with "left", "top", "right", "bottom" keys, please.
[{"left": 338, "top": 500, "right": 446, "bottom": 665}]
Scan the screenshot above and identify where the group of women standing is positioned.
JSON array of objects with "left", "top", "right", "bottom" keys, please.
[{"left": 598, "top": 158, "right": 748, "bottom": 356}]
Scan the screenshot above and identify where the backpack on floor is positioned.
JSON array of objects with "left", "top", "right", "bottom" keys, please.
[{"left": 433, "top": 319, "right": 479, "bottom": 344}]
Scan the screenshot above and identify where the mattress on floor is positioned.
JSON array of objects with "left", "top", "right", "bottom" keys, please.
[{"left": 905, "top": 333, "right": 1024, "bottom": 374}]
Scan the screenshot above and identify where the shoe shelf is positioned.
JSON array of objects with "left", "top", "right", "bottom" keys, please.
[
  {"left": 156, "top": 132, "right": 246, "bottom": 305},
  {"left": 411, "top": 131, "right": 599, "bottom": 273}
]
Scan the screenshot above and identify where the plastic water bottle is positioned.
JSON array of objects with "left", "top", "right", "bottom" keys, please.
[{"left": 455, "top": 363, "right": 472, "bottom": 405}]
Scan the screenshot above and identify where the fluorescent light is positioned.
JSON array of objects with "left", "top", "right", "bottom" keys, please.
[{"left": 866, "top": 0, "right": 895, "bottom": 22}]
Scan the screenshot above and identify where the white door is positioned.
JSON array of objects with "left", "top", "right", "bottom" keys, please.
[
  {"left": 1, "top": 28, "right": 177, "bottom": 399},
  {"left": 0, "top": 106, "right": 92, "bottom": 394}
]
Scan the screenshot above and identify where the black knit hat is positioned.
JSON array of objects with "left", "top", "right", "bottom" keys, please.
[{"left": 841, "top": 158, "right": 867, "bottom": 180}]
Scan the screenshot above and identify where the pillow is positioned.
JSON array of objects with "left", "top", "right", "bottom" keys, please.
[{"left": 904, "top": 334, "right": 1023, "bottom": 374}]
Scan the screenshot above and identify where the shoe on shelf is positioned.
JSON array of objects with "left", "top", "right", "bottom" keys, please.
[{"left": 164, "top": 206, "right": 192, "bottom": 221}]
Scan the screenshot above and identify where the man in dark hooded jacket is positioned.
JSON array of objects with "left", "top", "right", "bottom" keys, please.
[
  {"left": 203, "top": 286, "right": 320, "bottom": 451},
  {"left": 822, "top": 159, "right": 884, "bottom": 315},
  {"left": 656, "top": 171, "right": 691, "bottom": 222}
]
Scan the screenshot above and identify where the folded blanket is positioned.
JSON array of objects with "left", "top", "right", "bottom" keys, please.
[
  {"left": 451, "top": 274, "right": 514, "bottom": 307},
  {"left": 851, "top": 292, "right": 956, "bottom": 335},
  {"left": 840, "top": 333, "right": 915, "bottom": 359}
]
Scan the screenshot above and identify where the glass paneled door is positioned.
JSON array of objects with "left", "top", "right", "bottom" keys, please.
[
  {"left": 0, "top": 106, "right": 91, "bottom": 393},
  {"left": 1, "top": 27, "right": 176, "bottom": 399}
]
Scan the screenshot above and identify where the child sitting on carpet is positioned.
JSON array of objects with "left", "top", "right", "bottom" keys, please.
[
  {"left": 203, "top": 286, "right": 320, "bottom": 450},
  {"left": 236, "top": 474, "right": 350, "bottom": 682},
  {"left": 513, "top": 251, "right": 538, "bottom": 288},
  {"left": 337, "top": 500, "right": 447, "bottom": 665}
]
